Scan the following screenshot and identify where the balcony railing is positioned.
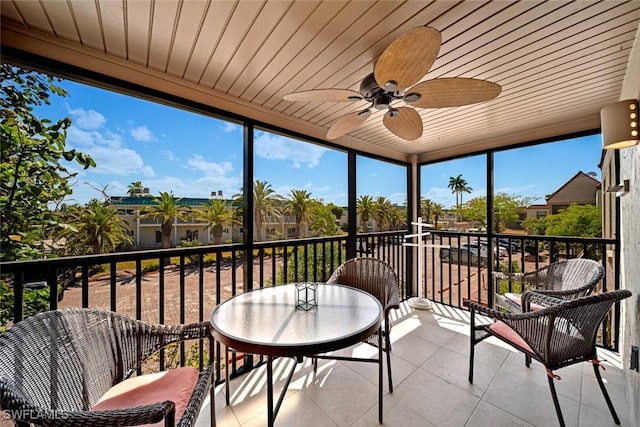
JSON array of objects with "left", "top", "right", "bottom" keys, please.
[{"left": 0, "top": 230, "right": 620, "bottom": 381}]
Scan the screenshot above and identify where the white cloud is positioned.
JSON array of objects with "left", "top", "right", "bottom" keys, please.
[
  {"left": 254, "top": 132, "right": 326, "bottom": 168},
  {"left": 145, "top": 175, "right": 242, "bottom": 199},
  {"left": 160, "top": 150, "right": 176, "bottom": 161},
  {"left": 130, "top": 125, "right": 156, "bottom": 142},
  {"left": 68, "top": 107, "right": 106, "bottom": 130},
  {"left": 186, "top": 155, "right": 234, "bottom": 176},
  {"left": 66, "top": 127, "right": 155, "bottom": 177},
  {"left": 222, "top": 122, "right": 239, "bottom": 133}
]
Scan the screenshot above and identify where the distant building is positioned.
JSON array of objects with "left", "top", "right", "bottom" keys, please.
[
  {"left": 110, "top": 195, "right": 311, "bottom": 247},
  {"left": 514, "top": 171, "right": 600, "bottom": 229},
  {"left": 110, "top": 196, "right": 239, "bottom": 248}
]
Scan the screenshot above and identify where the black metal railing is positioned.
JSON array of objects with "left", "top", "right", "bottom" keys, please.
[{"left": 0, "top": 230, "right": 621, "bottom": 379}]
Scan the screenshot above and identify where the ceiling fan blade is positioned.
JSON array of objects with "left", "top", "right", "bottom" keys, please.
[
  {"left": 326, "top": 110, "right": 371, "bottom": 139},
  {"left": 406, "top": 78, "right": 502, "bottom": 108},
  {"left": 283, "top": 89, "right": 363, "bottom": 102},
  {"left": 374, "top": 26, "right": 441, "bottom": 91},
  {"left": 383, "top": 107, "right": 423, "bottom": 141}
]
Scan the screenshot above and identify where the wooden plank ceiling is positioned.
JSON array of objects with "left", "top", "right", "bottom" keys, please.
[{"left": 2, "top": 0, "right": 639, "bottom": 163}]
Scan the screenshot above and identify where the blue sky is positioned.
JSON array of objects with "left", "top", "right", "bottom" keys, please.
[{"left": 37, "top": 78, "right": 602, "bottom": 209}]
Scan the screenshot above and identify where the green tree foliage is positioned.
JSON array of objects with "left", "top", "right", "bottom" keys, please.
[
  {"left": 139, "top": 191, "right": 191, "bottom": 249},
  {"left": 421, "top": 198, "right": 434, "bottom": 223},
  {"left": 252, "top": 180, "right": 282, "bottom": 241},
  {"left": 462, "top": 193, "right": 535, "bottom": 232},
  {"left": 545, "top": 204, "right": 601, "bottom": 237},
  {"left": 277, "top": 242, "right": 345, "bottom": 284},
  {"left": 308, "top": 201, "right": 340, "bottom": 236},
  {"left": 127, "top": 181, "right": 144, "bottom": 196},
  {"left": 521, "top": 217, "right": 547, "bottom": 236},
  {"left": 327, "top": 203, "right": 344, "bottom": 222},
  {"left": 286, "top": 189, "right": 312, "bottom": 238},
  {"left": 356, "top": 194, "right": 374, "bottom": 231},
  {"left": 0, "top": 281, "right": 61, "bottom": 331},
  {"left": 372, "top": 196, "right": 394, "bottom": 231},
  {"left": 431, "top": 202, "right": 444, "bottom": 228},
  {"left": 59, "top": 199, "right": 134, "bottom": 254},
  {"left": 448, "top": 174, "right": 472, "bottom": 220},
  {"left": 0, "top": 65, "right": 95, "bottom": 260},
  {"left": 194, "top": 198, "right": 237, "bottom": 244}
]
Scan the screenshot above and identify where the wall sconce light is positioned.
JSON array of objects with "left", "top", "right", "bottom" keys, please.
[{"left": 601, "top": 99, "right": 639, "bottom": 149}]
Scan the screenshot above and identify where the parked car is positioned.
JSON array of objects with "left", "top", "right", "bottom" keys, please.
[
  {"left": 461, "top": 242, "right": 507, "bottom": 258},
  {"left": 479, "top": 238, "right": 519, "bottom": 254},
  {"left": 439, "top": 246, "right": 488, "bottom": 267}
]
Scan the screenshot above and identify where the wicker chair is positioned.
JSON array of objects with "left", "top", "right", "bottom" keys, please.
[
  {"left": 493, "top": 258, "right": 604, "bottom": 312},
  {"left": 0, "top": 308, "right": 215, "bottom": 427},
  {"left": 325, "top": 257, "right": 400, "bottom": 393},
  {"left": 464, "top": 289, "right": 632, "bottom": 427}
]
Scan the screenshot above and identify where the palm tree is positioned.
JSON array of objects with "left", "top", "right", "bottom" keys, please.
[
  {"left": 287, "top": 189, "right": 312, "bottom": 238},
  {"left": 421, "top": 198, "right": 433, "bottom": 223},
  {"left": 194, "top": 199, "right": 237, "bottom": 245},
  {"left": 139, "top": 191, "right": 191, "bottom": 250},
  {"left": 372, "top": 196, "right": 393, "bottom": 231},
  {"left": 61, "top": 199, "right": 133, "bottom": 254},
  {"left": 253, "top": 180, "right": 282, "bottom": 241},
  {"left": 448, "top": 174, "right": 472, "bottom": 221},
  {"left": 356, "top": 195, "right": 375, "bottom": 231},
  {"left": 431, "top": 203, "right": 444, "bottom": 228},
  {"left": 127, "top": 181, "right": 144, "bottom": 196}
]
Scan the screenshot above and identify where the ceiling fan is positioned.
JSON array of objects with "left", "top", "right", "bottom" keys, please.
[{"left": 283, "top": 26, "right": 502, "bottom": 141}]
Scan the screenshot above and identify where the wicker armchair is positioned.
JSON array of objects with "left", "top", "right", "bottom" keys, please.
[
  {"left": 493, "top": 258, "right": 604, "bottom": 312},
  {"left": 464, "top": 289, "right": 631, "bottom": 427},
  {"left": 0, "top": 308, "right": 214, "bottom": 427},
  {"left": 325, "top": 257, "right": 400, "bottom": 392}
]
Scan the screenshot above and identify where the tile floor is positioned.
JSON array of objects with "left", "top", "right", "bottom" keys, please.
[{"left": 196, "top": 301, "right": 634, "bottom": 427}]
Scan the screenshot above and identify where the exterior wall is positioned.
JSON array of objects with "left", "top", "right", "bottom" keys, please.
[
  {"left": 112, "top": 201, "right": 237, "bottom": 247},
  {"left": 606, "top": 28, "right": 640, "bottom": 425},
  {"left": 524, "top": 204, "right": 550, "bottom": 219}
]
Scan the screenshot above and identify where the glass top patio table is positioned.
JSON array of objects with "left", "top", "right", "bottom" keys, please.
[
  {"left": 209, "top": 283, "right": 383, "bottom": 426},
  {"left": 210, "top": 283, "right": 382, "bottom": 356}
]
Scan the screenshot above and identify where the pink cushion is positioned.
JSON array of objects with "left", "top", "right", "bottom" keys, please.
[
  {"left": 92, "top": 366, "right": 199, "bottom": 427},
  {"left": 505, "top": 293, "right": 544, "bottom": 311},
  {"left": 489, "top": 321, "right": 534, "bottom": 353}
]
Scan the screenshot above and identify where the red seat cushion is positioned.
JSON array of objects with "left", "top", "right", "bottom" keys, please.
[
  {"left": 489, "top": 321, "right": 534, "bottom": 354},
  {"left": 92, "top": 366, "right": 199, "bottom": 427}
]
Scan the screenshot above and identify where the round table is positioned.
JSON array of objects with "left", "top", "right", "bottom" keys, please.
[{"left": 210, "top": 283, "right": 383, "bottom": 425}]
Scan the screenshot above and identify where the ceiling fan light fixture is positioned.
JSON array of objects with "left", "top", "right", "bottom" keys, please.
[
  {"left": 359, "top": 73, "right": 382, "bottom": 98},
  {"left": 283, "top": 26, "right": 501, "bottom": 141},
  {"left": 384, "top": 80, "right": 398, "bottom": 92},
  {"left": 374, "top": 94, "right": 392, "bottom": 110},
  {"left": 404, "top": 92, "right": 421, "bottom": 103}
]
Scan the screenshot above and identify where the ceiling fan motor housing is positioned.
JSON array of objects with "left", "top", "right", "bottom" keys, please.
[{"left": 359, "top": 72, "right": 383, "bottom": 99}]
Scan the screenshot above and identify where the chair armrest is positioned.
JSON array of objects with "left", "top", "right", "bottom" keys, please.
[
  {"left": 463, "top": 298, "right": 543, "bottom": 322},
  {"left": 0, "top": 389, "right": 173, "bottom": 427},
  {"left": 528, "top": 285, "right": 593, "bottom": 299},
  {"left": 492, "top": 271, "right": 525, "bottom": 281},
  {"left": 178, "top": 321, "right": 213, "bottom": 341},
  {"left": 521, "top": 290, "right": 564, "bottom": 307},
  {"left": 493, "top": 268, "right": 549, "bottom": 287},
  {"left": 80, "top": 402, "right": 175, "bottom": 426}
]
